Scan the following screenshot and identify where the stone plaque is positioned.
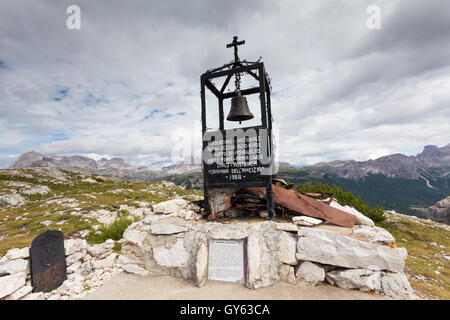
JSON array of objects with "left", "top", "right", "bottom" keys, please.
[
  {"left": 207, "top": 239, "right": 245, "bottom": 284},
  {"left": 30, "top": 230, "right": 67, "bottom": 292}
]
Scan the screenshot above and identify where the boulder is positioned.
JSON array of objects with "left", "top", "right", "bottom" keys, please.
[
  {"left": 153, "top": 199, "right": 189, "bottom": 214},
  {"left": 153, "top": 238, "right": 189, "bottom": 268},
  {"left": 296, "top": 227, "right": 407, "bottom": 272},
  {"left": 326, "top": 268, "right": 415, "bottom": 299},
  {"left": 92, "top": 253, "right": 117, "bottom": 269},
  {"left": 295, "top": 261, "right": 325, "bottom": 285},
  {"left": 0, "top": 258, "right": 29, "bottom": 275},
  {"left": 21, "top": 292, "right": 45, "bottom": 300},
  {"left": 352, "top": 225, "right": 395, "bottom": 245},
  {"left": 87, "top": 239, "right": 115, "bottom": 257},
  {"left": 66, "top": 261, "right": 82, "bottom": 274},
  {"left": 274, "top": 222, "right": 298, "bottom": 232},
  {"left": 150, "top": 223, "right": 188, "bottom": 235},
  {"left": 329, "top": 200, "right": 374, "bottom": 226},
  {"left": 120, "top": 263, "right": 149, "bottom": 276},
  {"left": 66, "top": 250, "right": 86, "bottom": 266},
  {"left": 0, "top": 272, "right": 26, "bottom": 299},
  {"left": 292, "top": 216, "right": 323, "bottom": 226},
  {"left": 64, "top": 239, "right": 87, "bottom": 256},
  {"left": 142, "top": 215, "right": 160, "bottom": 225},
  {"left": 4, "top": 247, "right": 29, "bottom": 260},
  {"left": 195, "top": 239, "right": 208, "bottom": 287},
  {"left": 279, "top": 264, "right": 296, "bottom": 284},
  {"left": 277, "top": 231, "right": 298, "bottom": 265},
  {"left": 0, "top": 193, "right": 25, "bottom": 207},
  {"left": 326, "top": 268, "right": 382, "bottom": 292},
  {"left": 380, "top": 272, "right": 416, "bottom": 299},
  {"left": 5, "top": 285, "right": 33, "bottom": 300},
  {"left": 246, "top": 234, "right": 261, "bottom": 289},
  {"left": 123, "top": 228, "right": 148, "bottom": 246}
]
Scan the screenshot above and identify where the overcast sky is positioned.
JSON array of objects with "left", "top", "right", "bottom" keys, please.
[{"left": 0, "top": 0, "right": 449, "bottom": 169}]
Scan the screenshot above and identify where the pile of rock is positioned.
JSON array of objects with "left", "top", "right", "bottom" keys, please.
[
  {"left": 114, "top": 198, "right": 416, "bottom": 299},
  {"left": 0, "top": 239, "right": 124, "bottom": 300}
]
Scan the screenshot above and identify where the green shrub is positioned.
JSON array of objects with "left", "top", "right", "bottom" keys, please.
[
  {"left": 294, "top": 181, "right": 386, "bottom": 222},
  {"left": 86, "top": 217, "right": 133, "bottom": 244}
]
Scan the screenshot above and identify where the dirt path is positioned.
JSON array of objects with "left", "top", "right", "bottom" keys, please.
[{"left": 84, "top": 273, "right": 389, "bottom": 300}]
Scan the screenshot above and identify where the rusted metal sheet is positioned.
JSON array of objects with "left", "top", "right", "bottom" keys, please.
[
  {"left": 207, "top": 188, "right": 236, "bottom": 221},
  {"left": 244, "top": 185, "right": 356, "bottom": 228}
]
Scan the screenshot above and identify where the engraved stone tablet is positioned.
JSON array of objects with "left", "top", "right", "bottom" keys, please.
[
  {"left": 30, "top": 230, "right": 67, "bottom": 292},
  {"left": 208, "top": 239, "right": 245, "bottom": 284}
]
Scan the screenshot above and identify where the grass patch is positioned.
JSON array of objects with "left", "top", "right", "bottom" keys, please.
[
  {"left": 378, "top": 218, "right": 450, "bottom": 300},
  {"left": 86, "top": 217, "right": 133, "bottom": 244}
]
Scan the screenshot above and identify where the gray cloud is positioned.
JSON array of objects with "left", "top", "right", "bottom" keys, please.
[{"left": 0, "top": 0, "right": 449, "bottom": 169}]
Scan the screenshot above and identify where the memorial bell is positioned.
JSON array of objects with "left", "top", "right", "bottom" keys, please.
[
  {"left": 200, "top": 36, "right": 276, "bottom": 221},
  {"left": 226, "top": 91, "right": 254, "bottom": 123}
]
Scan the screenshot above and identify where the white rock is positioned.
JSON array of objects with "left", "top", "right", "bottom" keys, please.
[
  {"left": 150, "top": 223, "right": 188, "bottom": 235},
  {"left": 87, "top": 239, "right": 114, "bottom": 257},
  {"left": 0, "top": 258, "right": 29, "bottom": 275},
  {"left": 258, "top": 210, "right": 268, "bottom": 218},
  {"left": 280, "top": 264, "right": 296, "bottom": 284},
  {"left": 246, "top": 234, "right": 261, "bottom": 289},
  {"left": 277, "top": 231, "right": 298, "bottom": 265},
  {"left": 195, "top": 240, "right": 208, "bottom": 287},
  {"left": 329, "top": 200, "right": 374, "bottom": 226},
  {"left": 92, "top": 253, "right": 117, "bottom": 269},
  {"left": 97, "top": 215, "right": 116, "bottom": 226},
  {"left": 326, "top": 268, "right": 415, "bottom": 299},
  {"left": 153, "top": 238, "right": 189, "bottom": 268},
  {"left": 292, "top": 216, "right": 323, "bottom": 226},
  {"left": 121, "top": 263, "right": 149, "bottom": 276},
  {"left": 326, "top": 268, "right": 382, "bottom": 292},
  {"left": 123, "top": 228, "right": 147, "bottom": 246},
  {"left": 153, "top": 199, "right": 189, "bottom": 214},
  {"left": 64, "top": 239, "right": 87, "bottom": 255},
  {"left": 5, "top": 285, "right": 33, "bottom": 300},
  {"left": 21, "top": 292, "right": 45, "bottom": 300},
  {"left": 4, "top": 247, "right": 29, "bottom": 260},
  {"left": 296, "top": 227, "right": 407, "bottom": 272},
  {"left": 352, "top": 225, "right": 395, "bottom": 244},
  {"left": 66, "top": 261, "right": 82, "bottom": 274},
  {"left": 66, "top": 250, "right": 86, "bottom": 265},
  {"left": 40, "top": 220, "right": 53, "bottom": 227},
  {"left": 47, "top": 294, "right": 61, "bottom": 300},
  {"left": 142, "top": 215, "right": 160, "bottom": 224},
  {"left": 274, "top": 223, "right": 298, "bottom": 232},
  {"left": 0, "top": 272, "right": 27, "bottom": 299},
  {"left": 82, "top": 254, "right": 92, "bottom": 262},
  {"left": 380, "top": 272, "right": 416, "bottom": 299},
  {"left": 295, "top": 261, "right": 325, "bottom": 285},
  {"left": 0, "top": 193, "right": 25, "bottom": 206}
]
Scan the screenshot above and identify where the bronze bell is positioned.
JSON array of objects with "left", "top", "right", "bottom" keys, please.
[{"left": 226, "top": 91, "right": 254, "bottom": 123}]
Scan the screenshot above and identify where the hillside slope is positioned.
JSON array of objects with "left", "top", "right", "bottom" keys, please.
[{"left": 0, "top": 168, "right": 448, "bottom": 299}]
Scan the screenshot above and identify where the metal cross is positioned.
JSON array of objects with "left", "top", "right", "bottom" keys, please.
[{"left": 226, "top": 36, "right": 245, "bottom": 63}]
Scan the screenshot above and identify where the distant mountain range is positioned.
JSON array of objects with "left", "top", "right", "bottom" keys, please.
[
  {"left": 10, "top": 151, "right": 132, "bottom": 170},
  {"left": 293, "top": 144, "right": 450, "bottom": 180},
  {"left": 8, "top": 143, "right": 450, "bottom": 217}
]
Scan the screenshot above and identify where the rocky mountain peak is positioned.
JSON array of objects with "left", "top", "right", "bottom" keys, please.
[{"left": 9, "top": 152, "right": 129, "bottom": 170}]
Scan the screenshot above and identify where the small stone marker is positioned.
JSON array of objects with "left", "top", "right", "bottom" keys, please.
[
  {"left": 30, "top": 230, "right": 67, "bottom": 292},
  {"left": 207, "top": 239, "right": 245, "bottom": 284}
]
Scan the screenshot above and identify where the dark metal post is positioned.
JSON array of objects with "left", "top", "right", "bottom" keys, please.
[
  {"left": 218, "top": 97, "right": 224, "bottom": 130},
  {"left": 200, "top": 76, "right": 210, "bottom": 217}
]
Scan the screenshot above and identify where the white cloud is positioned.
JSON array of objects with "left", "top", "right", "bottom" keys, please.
[{"left": 0, "top": 0, "right": 449, "bottom": 169}]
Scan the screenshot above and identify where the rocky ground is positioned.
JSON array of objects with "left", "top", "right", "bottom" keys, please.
[{"left": 0, "top": 168, "right": 448, "bottom": 300}]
